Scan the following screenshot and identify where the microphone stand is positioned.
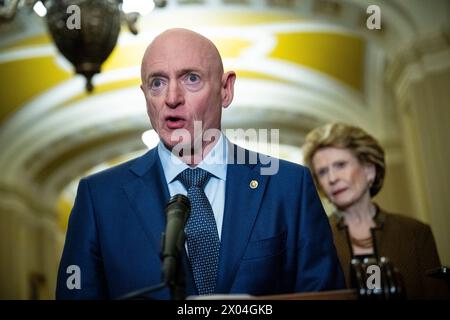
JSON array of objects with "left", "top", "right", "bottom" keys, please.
[
  {"left": 117, "top": 194, "right": 190, "bottom": 300},
  {"left": 162, "top": 228, "right": 187, "bottom": 300},
  {"left": 116, "top": 230, "right": 187, "bottom": 300},
  {"left": 161, "top": 194, "right": 190, "bottom": 300},
  {"left": 117, "top": 282, "right": 166, "bottom": 300}
]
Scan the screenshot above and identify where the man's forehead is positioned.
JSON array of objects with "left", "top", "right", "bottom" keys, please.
[
  {"left": 144, "top": 47, "right": 218, "bottom": 75},
  {"left": 155, "top": 29, "right": 211, "bottom": 47},
  {"left": 149, "top": 37, "right": 214, "bottom": 60},
  {"left": 145, "top": 52, "right": 210, "bottom": 74},
  {"left": 141, "top": 29, "right": 223, "bottom": 79}
]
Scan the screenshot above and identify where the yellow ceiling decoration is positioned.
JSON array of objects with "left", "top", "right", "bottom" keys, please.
[
  {"left": 0, "top": 10, "right": 365, "bottom": 126},
  {"left": 0, "top": 56, "right": 71, "bottom": 123},
  {"left": 1, "top": 34, "right": 52, "bottom": 51},
  {"left": 0, "top": 10, "right": 364, "bottom": 232},
  {"left": 271, "top": 32, "right": 364, "bottom": 91},
  {"left": 51, "top": 77, "right": 142, "bottom": 112},
  {"left": 138, "top": 10, "right": 304, "bottom": 28}
]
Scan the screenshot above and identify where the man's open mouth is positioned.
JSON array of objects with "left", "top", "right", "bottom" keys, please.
[{"left": 165, "top": 116, "right": 186, "bottom": 129}]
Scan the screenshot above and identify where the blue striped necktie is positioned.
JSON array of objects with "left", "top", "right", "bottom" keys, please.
[{"left": 177, "top": 168, "right": 220, "bottom": 295}]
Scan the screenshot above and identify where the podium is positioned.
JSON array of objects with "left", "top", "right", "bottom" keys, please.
[
  {"left": 188, "top": 289, "right": 358, "bottom": 300},
  {"left": 121, "top": 257, "right": 407, "bottom": 300},
  {"left": 257, "top": 289, "right": 358, "bottom": 300},
  {"left": 191, "top": 258, "right": 406, "bottom": 301}
]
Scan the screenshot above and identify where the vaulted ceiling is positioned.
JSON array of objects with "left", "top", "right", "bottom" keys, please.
[{"left": 0, "top": 0, "right": 448, "bottom": 229}]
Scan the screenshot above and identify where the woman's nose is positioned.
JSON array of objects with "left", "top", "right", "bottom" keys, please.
[{"left": 328, "top": 169, "right": 338, "bottom": 184}]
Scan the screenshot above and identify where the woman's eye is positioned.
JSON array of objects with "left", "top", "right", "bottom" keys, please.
[
  {"left": 317, "top": 168, "right": 327, "bottom": 177},
  {"left": 334, "top": 161, "right": 347, "bottom": 170},
  {"left": 336, "top": 161, "right": 346, "bottom": 168}
]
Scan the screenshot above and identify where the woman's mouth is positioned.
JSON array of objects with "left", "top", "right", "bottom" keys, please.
[{"left": 332, "top": 188, "right": 347, "bottom": 196}]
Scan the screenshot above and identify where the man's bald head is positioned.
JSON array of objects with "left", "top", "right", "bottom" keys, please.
[
  {"left": 139, "top": 28, "right": 236, "bottom": 159},
  {"left": 141, "top": 28, "right": 224, "bottom": 85}
]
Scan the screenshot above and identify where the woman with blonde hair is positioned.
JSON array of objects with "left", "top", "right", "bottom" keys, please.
[{"left": 303, "top": 122, "right": 448, "bottom": 299}]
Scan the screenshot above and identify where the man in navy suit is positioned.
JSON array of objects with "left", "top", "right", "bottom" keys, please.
[{"left": 56, "top": 28, "right": 344, "bottom": 299}]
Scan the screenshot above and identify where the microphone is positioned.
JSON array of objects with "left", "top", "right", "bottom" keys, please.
[
  {"left": 161, "top": 194, "right": 190, "bottom": 298},
  {"left": 117, "top": 195, "right": 190, "bottom": 300}
]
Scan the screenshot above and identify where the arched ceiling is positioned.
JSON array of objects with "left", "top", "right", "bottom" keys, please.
[{"left": 0, "top": 0, "right": 448, "bottom": 229}]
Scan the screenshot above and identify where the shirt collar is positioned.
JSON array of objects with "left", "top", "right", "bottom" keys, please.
[{"left": 157, "top": 132, "right": 228, "bottom": 184}]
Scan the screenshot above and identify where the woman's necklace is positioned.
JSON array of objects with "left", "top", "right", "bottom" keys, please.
[
  {"left": 350, "top": 235, "right": 373, "bottom": 249},
  {"left": 344, "top": 204, "right": 377, "bottom": 249}
]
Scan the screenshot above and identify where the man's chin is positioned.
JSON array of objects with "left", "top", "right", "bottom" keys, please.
[{"left": 161, "top": 137, "right": 194, "bottom": 152}]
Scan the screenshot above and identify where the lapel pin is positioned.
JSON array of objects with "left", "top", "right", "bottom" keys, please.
[{"left": 250, "top": 180, "right": 258, "bottom": 189}]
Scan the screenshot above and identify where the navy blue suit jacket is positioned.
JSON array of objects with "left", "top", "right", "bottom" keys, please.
[{"left": 56, "top": 145, "right": 344, "bottom": 299}]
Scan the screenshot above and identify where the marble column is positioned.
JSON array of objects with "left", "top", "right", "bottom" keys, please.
[{"left": 386, "top": 29, "right": 450, "bottom": 265}]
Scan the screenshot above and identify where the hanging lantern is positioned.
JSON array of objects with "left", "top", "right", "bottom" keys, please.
[{"left": 44, "top": 0, "right": 121, "bottom": 92}]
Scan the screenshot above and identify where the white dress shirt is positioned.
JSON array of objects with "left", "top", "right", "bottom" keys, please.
[{"left": 157, "top": 133, "right": 228, "bottom": 240}]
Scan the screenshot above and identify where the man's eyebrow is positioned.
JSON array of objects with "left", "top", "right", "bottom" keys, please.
[
  {"left": 177, "top": 68, "right": 202, "bottom": 75},
  {"left": 145, "top": 71, "right": 166, "bottom": 86},
  {"left": 147, "top": 71, "right": 167, "bottom": 79},
  {"left": 145, "top": 68, "right": 205, "bottom": 83}
]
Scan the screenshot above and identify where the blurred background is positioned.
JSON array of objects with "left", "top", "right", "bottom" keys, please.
[{"left": 0, "top": 0, "right": 449, "bottom": 299}]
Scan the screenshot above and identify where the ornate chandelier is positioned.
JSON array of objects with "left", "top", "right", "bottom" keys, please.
[{"left": 0, "top": 0, "right": 167, "bottom": 92}]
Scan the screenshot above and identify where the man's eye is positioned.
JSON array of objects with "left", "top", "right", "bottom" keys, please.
[
  {"left": 186, "top": 73, "right": 200, "bottom": 83},
  {"left": 151, "top": 78, "right": 163, "bottom": 88},
  {"left": 183, "top": 73, "right": 203, "bottom": 91}
]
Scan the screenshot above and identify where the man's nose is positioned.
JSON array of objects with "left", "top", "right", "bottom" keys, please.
[{"left": 165, "top": 81, "right": 184, "bottom": 109}]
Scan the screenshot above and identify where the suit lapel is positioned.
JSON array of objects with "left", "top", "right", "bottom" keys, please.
[
  {"left": 372, "top": 209, "right": 387, "bottom": 259},
  {"left": 123, "top": 148, "right": 170, "bottom": 254},
  {"left": 123, "top": 144, "right": 269, "bottom": 294},
  {"left": 216, "top": 145, "right": 269, "bottom": 293}
]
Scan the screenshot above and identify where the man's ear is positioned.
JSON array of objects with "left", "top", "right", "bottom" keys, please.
[{"left": 221, "top": 71, "right": 236, "bottom": 109}]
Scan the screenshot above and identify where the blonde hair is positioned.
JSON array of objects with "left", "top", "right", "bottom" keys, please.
[{"left": 303, "top": 123, "right": 385, "bottom": 197}]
